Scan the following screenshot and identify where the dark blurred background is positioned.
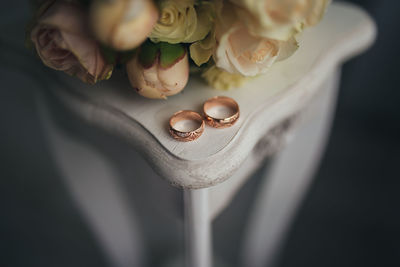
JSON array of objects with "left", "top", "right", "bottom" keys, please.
[
  {"left": 1, "top": 0, "right": 400, "bottom": 266},
  {"left": 278, "top": 1, "right": 400, "bottom": 266}
]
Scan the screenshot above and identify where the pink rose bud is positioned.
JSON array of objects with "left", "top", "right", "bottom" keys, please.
[
  {"left": 30, "top": 0, "right": 113, "bottom": 84},
  {"left": 126, "top": 41, "right": 189, "bottom": 99},
  {"left": 90, "top": 0, "right": 158, "bottom": 51}
]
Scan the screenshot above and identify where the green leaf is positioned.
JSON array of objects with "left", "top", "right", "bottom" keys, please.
[
  {"left": 100, "top": 45, "right": 118, "bottom": 65},
  {"left": 138, "top": 40, "right": 159, "bottom": 68},
  {"left": 118, "top": 49, "right": 137, "bottom": 64},
  {"left": 159, "top": 42, "right": 185, "bottom": 68}
]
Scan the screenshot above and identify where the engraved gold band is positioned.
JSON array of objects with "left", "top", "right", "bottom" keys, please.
[
  {"left": 203, "top": 96, "right": 240, "bottom": 128},
  {"left": 169, "top": 110, "right": 205, "bottom": 142}
]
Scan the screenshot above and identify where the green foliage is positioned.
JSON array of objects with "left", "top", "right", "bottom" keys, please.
[
  {"left": 138, "top": 40, "right": 186, "bottom": 68},
  {"left": 100, "top": 45, "right": 118, "bottom": 65},
  {"left": 159, "top": 42, "right": 185, "bottom": 68},
  {"left": 138, "top": 40, "right": 160, "bottom": 68}
]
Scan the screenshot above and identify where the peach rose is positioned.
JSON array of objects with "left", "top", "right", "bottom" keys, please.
[
  {"left": 126, "top": 41, "right": 189, "bottom": 99},
  {"left": 30, "top": 0, "right": 113, "bottom": 84},
  {"left": 214, "top": 1, "right": 298, "bottom": 76},
  {"left": 90, "top": 0, "right": 158, "bottom": 51}
]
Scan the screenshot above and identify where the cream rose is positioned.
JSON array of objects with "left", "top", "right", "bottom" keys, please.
[
  {"left": 126, "top": 41, "right": 189, "bottom": 99},
  {"left": 90, "top": 0, "right": 158, "bottom": 51},
  {"left": 149, "top": 0, "right": 213, "bottom": 44},
  {"left": 231, "top": 0, "right": 331, "bottom": 40},
  {"left": 30, "top": 0, "right": 113, "bottom": 84}
]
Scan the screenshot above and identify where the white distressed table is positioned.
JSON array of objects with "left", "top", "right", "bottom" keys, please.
[{"left": 6, "top": 2, "right": 375, "bottom": 267}]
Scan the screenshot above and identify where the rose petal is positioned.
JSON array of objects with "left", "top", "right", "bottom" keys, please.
[{"left": 31, "top": 1, "right": 113, "bottom": 83}]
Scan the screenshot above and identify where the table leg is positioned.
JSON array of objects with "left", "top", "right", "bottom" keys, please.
[
  {"left": 240, "top": 68, "right": 341, "bottom": 267},
  {"left": 184, "top": 188, "right": 212, "bottom": 267}
]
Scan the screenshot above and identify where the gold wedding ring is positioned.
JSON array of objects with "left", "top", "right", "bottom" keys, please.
[
  {"left": 169, "top": 110, "right": 205, "bottom": 142},
  {"left": 203, "top": 96, "right": 240, "bottom": 128}
]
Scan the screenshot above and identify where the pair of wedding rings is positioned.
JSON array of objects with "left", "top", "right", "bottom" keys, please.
[{"left": 169, "top": 96, "right": 240, "bottom": 142}]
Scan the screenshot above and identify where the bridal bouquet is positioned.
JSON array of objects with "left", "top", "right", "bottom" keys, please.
[{"left": 27, "top": 0, "right": 330, "bottom": 99}]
